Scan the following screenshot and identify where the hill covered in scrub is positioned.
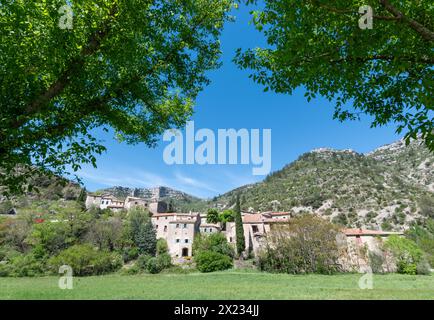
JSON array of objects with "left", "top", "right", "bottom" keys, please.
[
  {"left": 95, "top": 186, "right": 208, "bottom": 212},
  {"left": 209, "top": 139, "right": 434, "bottom": 231},
  {"left": 0, "top": 173, "right": 84, "bottom": 216}
]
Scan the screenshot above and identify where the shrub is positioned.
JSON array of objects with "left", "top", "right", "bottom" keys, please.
[
  {"left": 195, "top": 250, "right": 233, "bottom": 273},
  {"left": 416, "top": 260, "right": 432, "bottom": 275},
  {"left": 122, "top": 247, "right": 139, "bottom": 263},
  {"left": 137, "top": 254, "right": 152, "bottom": 270},
  {"left": 193, "top": 233, "right": 234, "bottom": 258},
  {"left": 146, "top": 257, "right": 163, "bottom": 274},
  {"left": 48, "top": 244, "right": 122, "bottom": 276},
  {"left": 0, "top": 253, "right": 45, "bottom": 277},
  {"left": 156, "top": 253, "right": 172, "bottom": 270},
  {"left": 258, "top": 215, "right": 342, "bottom": 274},
  {"left": 156, "top": 238, "right": 169, "bottom": 255},
  {"left": 385, "top": 235, "right": 424, "bottom": 275},
  {"left": 27, "top": 221, "right": 72, "bottom": 257}
]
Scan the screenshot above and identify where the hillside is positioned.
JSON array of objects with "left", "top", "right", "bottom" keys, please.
[
  {"left": 0, "top": 173, "right": 84, "bottom": 216},
  {"left": 95, "top": 186, "right": 208, "bottom": 212},
  {"left": 209, "top": 139, "right": 434, "bottom": 231}
]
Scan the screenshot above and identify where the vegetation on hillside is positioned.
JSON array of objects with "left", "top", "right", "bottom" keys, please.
[{"left": 209, "top": 140, "right": 434, "bottom": 231}]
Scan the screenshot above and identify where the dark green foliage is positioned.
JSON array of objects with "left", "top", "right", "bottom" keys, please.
[
  {"left": 145, "top": 254, "right": 172, "bottom": 274},
  {"left": 86, "top": 217, "right": 123, "bottom": 251},
  {"left": 235, "top": 0, "right": 434, "bottom": 151},
  {"left": 406, "top": 219, "right": 434, "bottom": 266},
  {"left": 206, "top": 208, "right": 220, "bottom": 224},
  {"left": 0, "top": 0, "right": 234, "bottom": 195},
  {"left": 332, "top": 213, "right": 348, "bottom": 226},
  {"left": 193, "top": 233, "right": 234, "bottom": 258},
  {"left": 48, "top": 244, "right": 122, "bottom": 276},
  {"left": 156, "top": 253, "right": 172, "bottom": 270},
  {"left": 195, "top": 250, "right": 233, "bottom": 273},
  {"left": 137, "top": 254, "right": 153, "bottom": 270},
  {"left": 136, "top": 221, "right": 157, "bottom": 256},
  {"left": 219, "top": 210, "right": 234, "bottom": 223},
  {"left": 0, "top": 253, "right": 45, "bottom": 277},
  {"left": 146, "top": 257, "right": 162, "bottom": 274},
  {"left": 128, "top": 208, "right": 155, "bottom": 255},
  {"left": 234, "top": 194, "right": 245, "bottom": 256},
  {"left": 122, "top": 247, "right": 139, "bottom": 263}
]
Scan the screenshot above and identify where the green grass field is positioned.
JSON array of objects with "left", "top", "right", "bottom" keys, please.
[{"left": 0, "top": 270, "right": 433, "bottom": 300}]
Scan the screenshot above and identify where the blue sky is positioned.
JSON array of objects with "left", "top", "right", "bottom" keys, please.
[{"left": 77, "top": 5, "right": 402, "bottom": 199}]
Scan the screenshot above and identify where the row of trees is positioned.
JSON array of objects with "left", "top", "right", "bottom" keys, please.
[{"left": 0, "top": 207, "right": 173, "bottom": 276}]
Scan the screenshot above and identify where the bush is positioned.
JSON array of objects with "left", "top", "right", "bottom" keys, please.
[
  {"left": 156, "top": 253, "right": 172, "bottom": 270},
  {"left": 156, "top": 239, "right": 169, "bottom": 255},
  {"left": 146, "top": 257, "right": 162, "bottom": 274},
  {"left": 258, "top": 215, "right": 342, "bottom": 274},
  {"left": 193, "top": 233, "right": 234, "bottom": 258},
  {"left": 137, "top": 254, "right": 152, "bottom": 270},
  {"left": 416, "top": 260, "right": 432, "bottom": 275},
  {"left": 48, "top": 244, "right": 122, "bottom": 276},
  {"left": 0, "top": 253, "right": 45, "bottom": 277},
  {"left": 195, "top": 250, "right": 233, "bottom": 273},
  {"left": 385, "top": 235, "right": 424, "bottom": 275},
  {"left": 122, "top": 247, "right": 139, "bottom": 263}
]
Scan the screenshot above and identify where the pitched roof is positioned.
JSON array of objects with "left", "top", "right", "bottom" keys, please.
[
  {"left": 262, "top": 211, "right": 291, "bottom": 216},
  {"left": 342, "top": 228, "right": 403, "bottom": 236},
  {"left": 242, "top": 214, "right": 264, "bottom": 223}
]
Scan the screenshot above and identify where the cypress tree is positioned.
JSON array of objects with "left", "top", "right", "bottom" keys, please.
[{"left": 234, "top": 194, "right": 245, "bottom": 256}]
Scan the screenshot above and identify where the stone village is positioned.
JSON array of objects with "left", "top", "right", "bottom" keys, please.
[{"left": 85, "top": 193, "right": 402, "bottom": 271}]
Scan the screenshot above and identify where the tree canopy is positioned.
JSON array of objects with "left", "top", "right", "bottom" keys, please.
[
  {"left": 0, "top": 0, "right": 234, "bottom": 194},
  {"left": 235, "top": 0, "right": 433, "bottom": 150}
]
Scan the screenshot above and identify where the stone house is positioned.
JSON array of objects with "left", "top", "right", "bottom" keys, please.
[
  {"left": 151, "top": 213, "right": 201, "bottom": 258},
  {"left": 199, "top": 223, "right": 221, "bottom": 234},
  {"left": 222, "top": 212, "right": 291, "bottom": 254},
  {"left": 340, "top": 228, "right": 403, "bottom": 272},
  {"left": 85, "top": 194, "right": 125, "bottom": 212}
]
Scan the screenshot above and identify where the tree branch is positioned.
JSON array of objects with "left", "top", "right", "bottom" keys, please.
[
  {"left": 13, "top": 5, "right": 119, "bottom": 130},
  {"left": 379, "top": 0, "right": 434, "bottom": 42}
]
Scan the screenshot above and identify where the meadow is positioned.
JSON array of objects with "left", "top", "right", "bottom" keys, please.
[{"left": 0, "top": 270, "right": 433, "bottom": 300}]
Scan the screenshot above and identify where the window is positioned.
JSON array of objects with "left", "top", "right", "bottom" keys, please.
[
  {"left": 184, "top": 239, "right": 189, "bottom": 243},
  {"left": 176, "top": 224, "right": 180, "bottom": 228},
  {"left": 176, "top": 239, "right": 180, "bottom": 243},
  {"left": 229, "top": 237, "right": 233, "bottom": 242},
  {"left": 183, "top": 224, "right": 187, "bottom": 228},
  {"left": 156, "top": 225, "right": 159, "bottom": 230},
  {"left": 252, "top": 225, "right": 259, "bottom": 233},
  {"left": 164, "top": 226, "right": 167, "bottom": 232}
]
